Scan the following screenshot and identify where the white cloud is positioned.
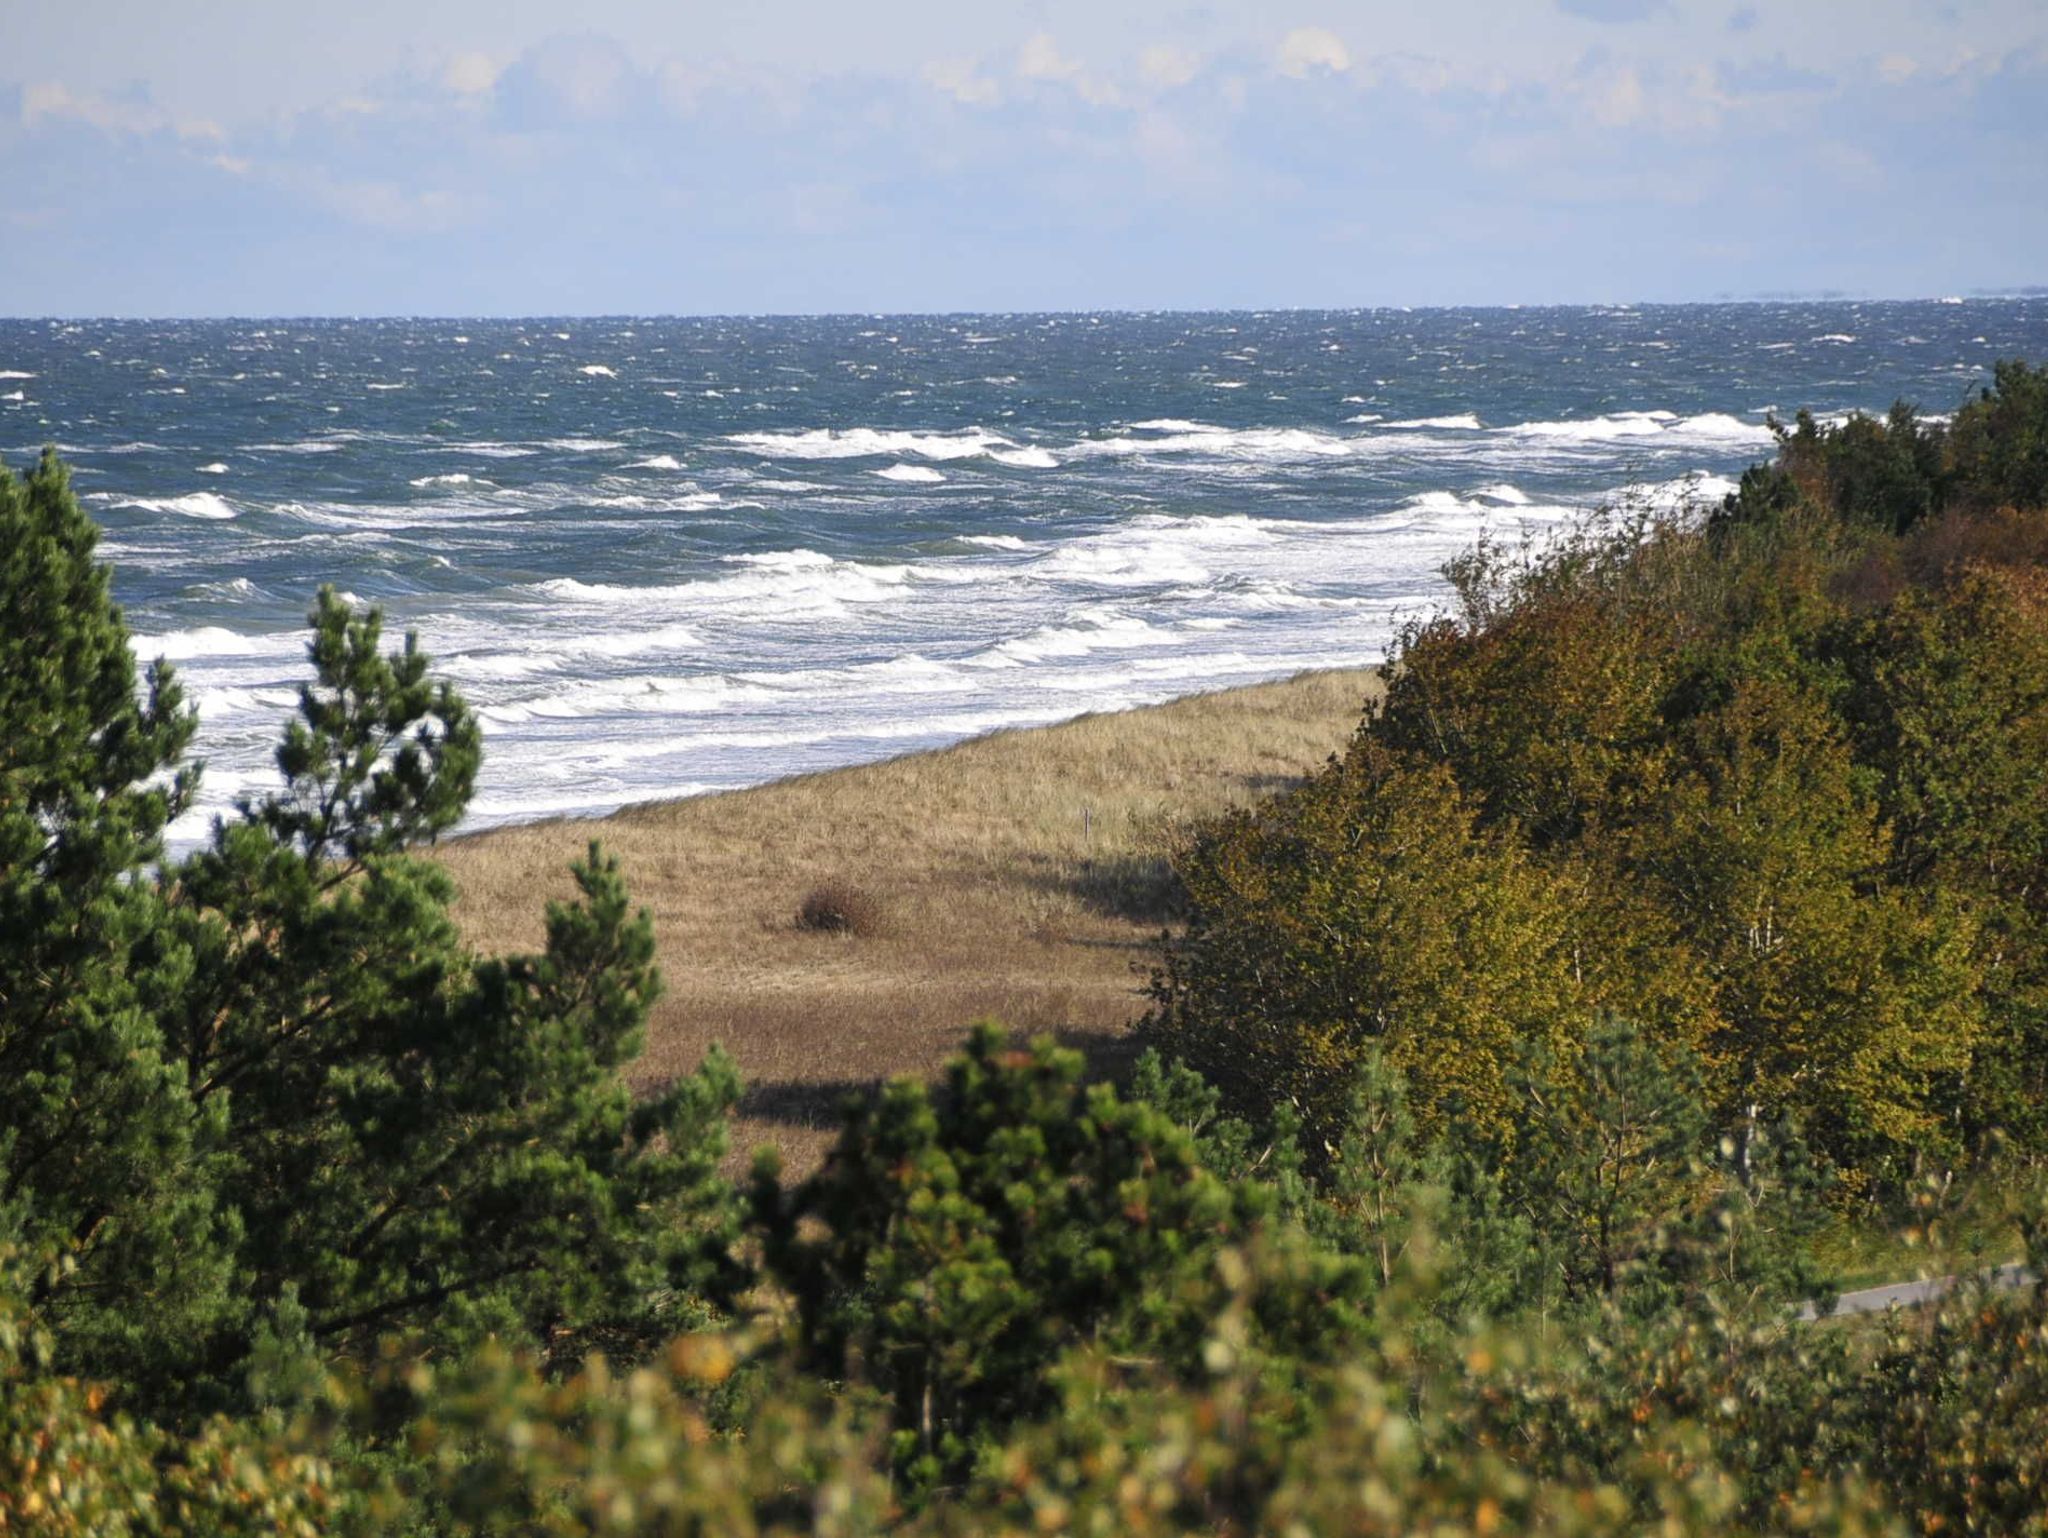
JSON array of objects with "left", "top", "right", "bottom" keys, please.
[
  {"left": 306, "top": 175, "right": 481, "bottom": 232},
  {"left": 443, "top": 52, "right": 502, "bottom": 97},
  {"left": 1138, "top": 44, "right": 1202, "bottom": 90},
  {"left": 21, "top": 81, "right": 222, "bottom": 141},
  {"left": 1877, "top": 53, "right": 1918, "bottom": 83},
  {"left": 925, "top": 57, "right": 1001, "bottom": 106},
  {"left": 504, "top": 35, "right": 635, "bottom": 121},
  {"left": 1018, "top": 33, "right": 1082, "bottom": 83},
  {"left": 1276, "top": 27, "right": 1352, "bottom": 79},
  {"left": 1588, "top": 63, "right": 1646, "bottom": 125},
  {"left": 1014, "top": 32, "right": 1121, "bottom": 104}
]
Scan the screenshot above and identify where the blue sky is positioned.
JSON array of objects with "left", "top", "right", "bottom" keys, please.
[{"left": 4, "top": 0, "right": 2044, "bottom": 315}]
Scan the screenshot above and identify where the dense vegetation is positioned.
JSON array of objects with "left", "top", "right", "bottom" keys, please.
[
  {"left": 1152, "top": 364, "right": 2048, "bottom": 1185},
  {"left": 3, "top": 364, "right": 2047, "bottom": 1533}
]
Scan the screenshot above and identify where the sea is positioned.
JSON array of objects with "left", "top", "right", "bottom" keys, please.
[{"left": 5, "top": 300, "right": 2046, "bottom": 849}]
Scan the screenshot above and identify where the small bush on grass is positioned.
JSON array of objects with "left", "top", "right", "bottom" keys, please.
[{"left": 796, "top": 881, "right": 884, "bottom": 936}]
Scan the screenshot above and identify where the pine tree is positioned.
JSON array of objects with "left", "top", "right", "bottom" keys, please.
[
  {"left": 1, "top": 460, "right": 743, "bottom": 1414},
  {"left": 0, "top": 450, "right": 236, "bottom": 1396}
]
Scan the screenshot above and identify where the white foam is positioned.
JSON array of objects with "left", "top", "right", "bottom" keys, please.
[
  {"left": 1386, "top": 413, "right": 1482, "bottom": 430},
  {"left": 727, "top": 549, "right": 835, "bottom": 570},
  {"left": 479, "top": 672, "right": 755, "bottom": 725},
  {"left": 410, "top": 472, "right": 477, "bottom": 487},
  {"left": 366, "top": 382, "right": 408, "bottom": 392},
  {"left": 578, "top": 365, "right": 618, "bottom": 377},
  {"left": 117, "top": 491, "right": 238, "bottom": 520},
  {"left": 0, "top": 370, "right": 33, "bottom": 380},
  {"left": 1071, "top": 426, "right": 1356, "bottom": 462},
  {"left": 131, "top": 625, "right": 300, "bottom": 661},
  {"left": 192, "top": 684, "right": 302, "bottom": 720},
  {"left": 874, "top": 463, "right": 946, "bottom": 483},
  {"left": 989, "top": 446, "right": 1058, "bottom": 469},
  {"left": 533, "top": 550, "right": 923, "bottom": 622},
  {"left": 540, "top": 438, "right": 625, "bottom": 453},
  {"left": 623, "top": 454, "right": 685, "bottom": 471},
  {"left": 465, "top": 784, "right": 716, "bottom": 822},
  {"left": 1503, "top": 410, "right": 1770, "bottom": 446},
  {"left": 1623, "top": 471, "right": 1742, "bottom": 511},
  {"left": 725, "top": 427, "right": 1018, "bottom": 462},
  {"left": 197, "top": 462, "right": 229, "bottom": 475},
  {"left": 2, "top": 391, "right": 24, "bottom": 402},
  {"left": 427, "top": 441, "right": 535, "bottom": 459},
  {"left": 1812, "top": 334, "right": 1856, "bottom": 344},
  {"left": 960, "top": 534, "right": 1032, "bottom": 550},
  {"left": 972, "top": 607, "right": 1182, "bottom": 667},
  {"left": 1469, "top": 483, "right": 1530, "bottom": 504}
]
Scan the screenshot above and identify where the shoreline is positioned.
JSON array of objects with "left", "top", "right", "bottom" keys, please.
[{"left": 437, "top": 666, "right": 1381, "bottom": 1169}]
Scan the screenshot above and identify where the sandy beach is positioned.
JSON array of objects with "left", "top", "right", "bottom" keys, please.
[{"left": 438, "top": 666, "right": 1380, "bottom": 1169}]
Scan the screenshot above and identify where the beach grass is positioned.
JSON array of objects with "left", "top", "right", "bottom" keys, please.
[{"left": 436, "top": 666, "right": 1380, "bottom": 1171}]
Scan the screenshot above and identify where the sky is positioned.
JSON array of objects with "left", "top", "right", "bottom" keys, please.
[{"left": 3, "top": 0, "right": 2044, "bottom": 316}]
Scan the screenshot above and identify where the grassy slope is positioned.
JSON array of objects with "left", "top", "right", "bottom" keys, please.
[{"left": 438, "top": 668, "right": 1380, "bottom": 1171}]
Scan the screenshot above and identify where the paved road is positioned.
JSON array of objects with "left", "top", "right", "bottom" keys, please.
[{"left": 1796, "top": 1262, "right": 2035, "bottom": 1322}]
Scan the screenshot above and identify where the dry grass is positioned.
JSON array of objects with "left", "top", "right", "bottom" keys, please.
[{"left": 435, "top": 668, "right": 1380, "bottom": 1173}]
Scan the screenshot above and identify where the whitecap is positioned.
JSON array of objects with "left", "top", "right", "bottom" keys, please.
[
  {"left": 1469, "top": 483, "right": 1531, "bottom": 505},
  {"left": 1504, "top": 410, "right": 1769, "bottom": 446},
  {"left": 0, "top": 370, "right": 33, "bottom": 380},
  {"left": 725, "top": 426, "right": 1017, "bottom": 462},
  {"left": 1068, "top": 426, "right": 1355, "bottom": 462},
  {"left": 540, "top": 438, "right": 624, "bottom": 453},
  {"left": 874, "top": 463, "right": 947, "bottom": 483},
  {"left": 131, "top": 625, "right": 298, "bottom": 661},
  {"left": 970, "top": 607, "right": 1183, "bottom": 667},
  {"left": 959, "top": 534, "right": 1032, "bottom": 551},
  {"left": 578, "top": 364, "right": 618, "bottom": 377},
  {"left": 426, "top": 441, "right": 533, "bottom": 459},
  {"left": 989, "top": 446, "right": 1058, "bottom": 469},
  {"left": 1385, "top": 413, "right": 1483, "bottom": 430},
  {"left": 117, "top": 491, "right": 238, "bottom": 520},
  {"left": 196, "top": 461, "right": 229, "bottom": 475},
  {"left": 623, "top": 454, "right": 685, "bottom": 471},
  {"left": 533, "top": 551, "right": 922, "bottom": 623},
  {"left": 409, "top": 472, "right": 477, "bottom": 488},
  {"left": 726, "top": 549, "right": 837, "bottom": 571},
  {"left": 1812, "top": 333, "right": 1857, "bottom": 344},
  {"left": 1621, "top": 471, "right": 1743, "bottom": 511}
]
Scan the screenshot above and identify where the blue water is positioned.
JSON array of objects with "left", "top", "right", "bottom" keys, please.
[{"left": 4, "top": 301, "right": 2044, "bottom": 845}]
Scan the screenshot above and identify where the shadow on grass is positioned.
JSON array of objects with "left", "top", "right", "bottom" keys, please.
[
  {"left": 1060, "top": 852, "right": 1187, "bottom": 926},
  {"left": 739, "top": 1078, "right": 879, "bottom": 1129}
]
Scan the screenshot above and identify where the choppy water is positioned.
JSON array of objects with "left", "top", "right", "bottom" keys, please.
[{"left": 4, "top": 301, "right": 2045, "bottom": 847}]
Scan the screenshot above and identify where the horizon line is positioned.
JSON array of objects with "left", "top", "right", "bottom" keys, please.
[{"left": 5, "top": 290, "right": 2046, "bottom": 326}]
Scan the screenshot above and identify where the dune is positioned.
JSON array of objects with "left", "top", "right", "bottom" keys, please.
[{"left": 437, "top": 666, "right": 1381, "bottom": 1171}]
